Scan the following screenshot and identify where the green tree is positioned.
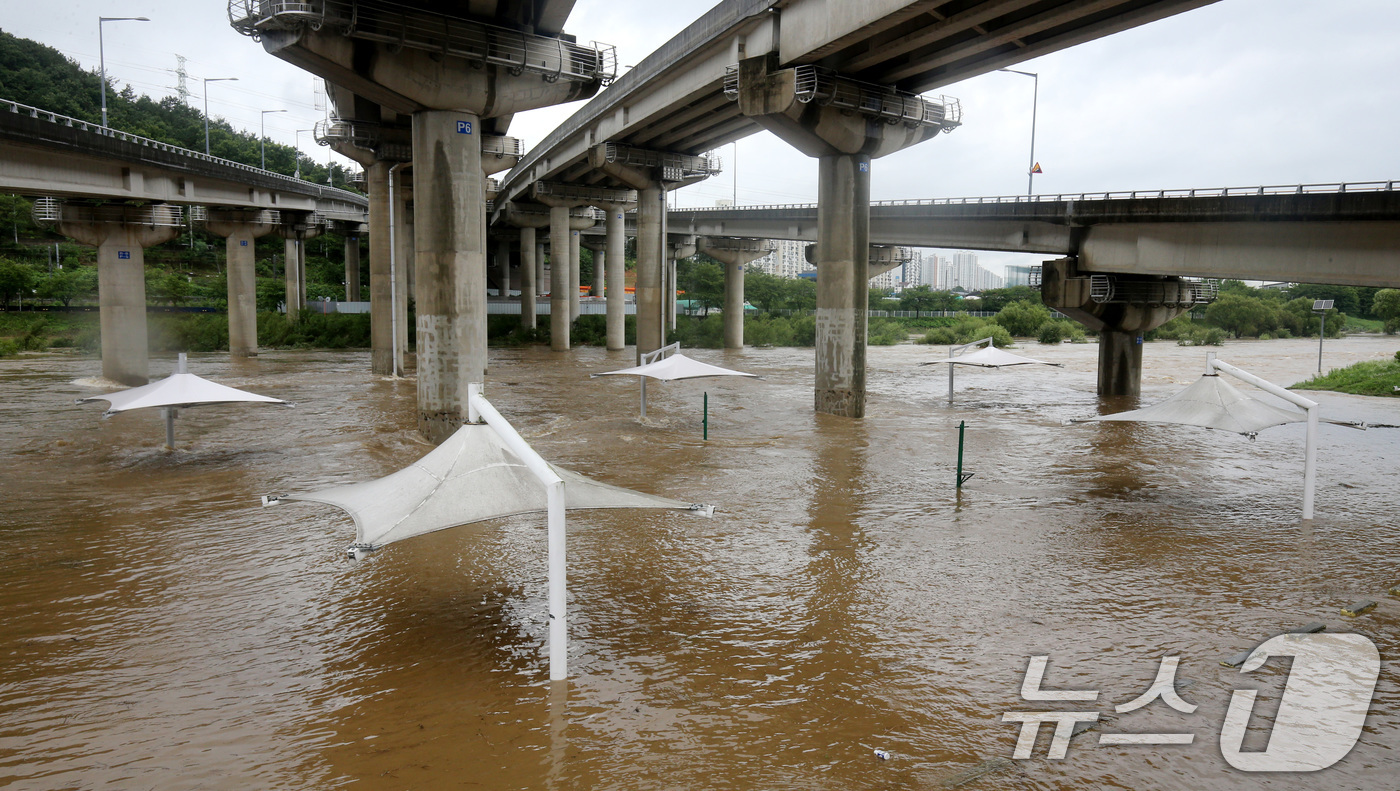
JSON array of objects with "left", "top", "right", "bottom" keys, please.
[
  {"left": 1371, "top": 289, "right": 1400, "bottom": 322},
  {"left": 978, "top": 285, "right": 1041, "bottom": 312},
  {"left": 1205, "top": 293, "right": 1278, "bottom": 337},
  {"left": 994, "top": 299, "right": 1052, "bottom": 336},
  {"left": 35, "top": 267, "right": 88, "bottom": 305},
  {"left": 0, "top": 257, "right": 35, "bottom": 307}
]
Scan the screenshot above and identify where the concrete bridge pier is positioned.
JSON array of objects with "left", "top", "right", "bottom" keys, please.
[
  {"left": 45, "top": 203, "right": 183, "bottom": 385},
  {"left": 1041, "top": 257, "right": 1207, "bottom": 397},
  {"left": 580, "top": 237, "right": 605, "bottom": 297},
  {"left": 570, "top": 229, "right": 582, "bottom": 321},
  {"left": 546, "top": 205, "right": 573, "bottom": 350},
  {"left": 344, "top": 232, "right": 361, "bottom": 301},
  {"left": 666, "top": 237, "right": 696, "bottom": 331},
  {"left": 735, "top": 55, "right": 960, "bottom": 417},
  {"left": 589, "top": 145, "right": 717, "bottom": 360},
  {"left": 503, "top": 207, "right": 552, "bottom": 330},
  {"left": 204, "top": 209, "right": 279, "bottom": 358},
  {"left": 412, "top": 109, "right": 486, "bottom": 442},
  {"left": 602, "top": 207, "right": 627, "bottom": 349},
  {"left": 700, "top": 237, "right": 774, "bottom": 350},
  {"left": 276, "top": 212, "right": 323, "bottom": 322}
]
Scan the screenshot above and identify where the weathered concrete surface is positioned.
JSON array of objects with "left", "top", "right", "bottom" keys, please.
[
  {"left": 344, "top": 233, "right": 361, "bottom": 302},
  {"left": 413, "top": 110, "right": 485, "bottom": 443},
  {"left": 813, "top": 154, "right": 871, "bottom": 417},
  {"left": 604, "top": 208, "right": 627, "bottom": 349},
  {"left": 1041, "top": 257, "right": 1198, "bottom": 397},
  {"left": 549, "top": 204, "right": 572, "bottom": 350},
  {"left": 367, "top": 161, "right": 396, "bottom": 375},
  {"left": 700, "top": 237, "right": 773, "bottom": 350},
  {"left": 205, "top": 209, "right": 279, "bottom": 358},
  {"left": 519, "top": 226, "right": 537, "bottom": 329},
  {"left": 53, "top": 205, "right": 182, "bottom": 385}
]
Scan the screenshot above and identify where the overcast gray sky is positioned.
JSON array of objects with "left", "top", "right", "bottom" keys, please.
[{"left": 5, "top": 1, "right": 1399, "bottom": 275}]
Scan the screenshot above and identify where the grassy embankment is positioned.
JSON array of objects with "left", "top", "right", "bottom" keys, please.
[{"left": 1292, "top": 351, "right": 1400, "bottom": 398}]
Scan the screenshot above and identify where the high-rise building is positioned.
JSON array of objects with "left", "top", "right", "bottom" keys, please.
[
  {"left": 750, "top": 239, "right": 812, "bottom": 279},
  {"left": 1005, "top": 265, "right": 1035, "bottom": 287}
]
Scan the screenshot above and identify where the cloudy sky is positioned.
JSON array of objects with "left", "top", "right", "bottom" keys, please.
[{"left": 5, "top": 1, "right": 1399, "bottom": 275}]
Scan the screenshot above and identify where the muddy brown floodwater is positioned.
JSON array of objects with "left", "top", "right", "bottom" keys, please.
[{"left": 1, "top": 336, "right": 1398, "bottom": 790}]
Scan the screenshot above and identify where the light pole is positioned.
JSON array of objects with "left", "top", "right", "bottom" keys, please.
[
  {"left": 294, "top": 129, "right": 315, "bottom": 179},
  {"left": 260, "top": 109, "right": 288, "bottom": 170},
  {"left": 203, "top": 77, "right": 239, "bottom": 155},
  {"left": 998, "top": 68, "right": 1039, "bottom": 196},
  {"left": 98, "top": 16, "right": 149, "bottom": 128},
  {"left": 1312, "top": 300, "right": 1334, "bottom": 372}
]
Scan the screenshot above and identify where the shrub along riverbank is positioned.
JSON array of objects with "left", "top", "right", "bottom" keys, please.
[{"left": 1292, "top": 351, "right": 1400, "bottom": 398}]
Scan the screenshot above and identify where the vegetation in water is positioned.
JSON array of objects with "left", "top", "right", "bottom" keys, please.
[{"left": 1292, "top": 356, "right": 1400, "bottom": 398}]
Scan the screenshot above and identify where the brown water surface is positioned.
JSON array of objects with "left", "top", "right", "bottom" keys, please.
[{"left": 2, "top": 337, "right": 1398, "bottom": 789}]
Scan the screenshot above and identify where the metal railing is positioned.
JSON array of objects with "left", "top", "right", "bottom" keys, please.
[
  {"left": 32, "top": 197, "right": 185, "bottom": 227},
  {"left": 482, "top": 135, "right": 524, "bottom": 159},
  {"left": 229, "top": 0, "right": 617, "bottom": 85},
  {"left": 1089, "top": 275, "right": 1218, "bottom": 306},
  {"left": 315, "top": 117, "right": 380, "bottom": 149},
  {"left": 533, "top": 181, "right": 636, "bottom": 205},
  {"left": 675, "top": 180, "right": 1400, "bottom": 213},
  {"left": 598, "top": 143, "right": 721, "bottom": 182},
  {"left": 3, "top": 97, "right": 368, "bottom": 205},
  {"left": 723, "top": 64, "right": 960, "bottom": 130}
]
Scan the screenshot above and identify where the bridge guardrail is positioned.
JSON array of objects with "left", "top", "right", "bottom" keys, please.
[
  {"left": 2, "top": 98, "right": 368, "bottom": 207},
  {"left": 673, "top": 180, "right": 1398, "bottom": 213}
]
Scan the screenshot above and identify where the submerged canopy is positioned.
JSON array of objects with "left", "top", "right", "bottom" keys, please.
[
  {"left": 272, "top": 423, "right": 704, "bottom": 549},
  {"left": 921, "top": 346, "right": 1062, "bottom": 368},
  {"left": 76, "top": 369, "right": 288, "bottom": 417},
  {"left": 1069, "top": 374, "right": 1308, "bottom": 436},
  {"left": 592, "top": 353, "right": 759, "bottom": 382}
]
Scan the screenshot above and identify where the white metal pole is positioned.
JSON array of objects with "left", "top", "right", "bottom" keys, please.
[
  {"left": 640, "top": 378, "right": 647, "bottom": 419},
  {"left": 947, "top": 345, "right": 955, "bottom": 402},
  {"left": 162, "top": 408, "right": 175, "bottom": 449},
  {"left": 1302, "top": 405, "right": 1317, "bottom": 521},
  {"left": 546, "top": 480, "right": 567, "bottom": 681},
  {"left": 467, "top": 386, "right": 570, "bottom": 680}
]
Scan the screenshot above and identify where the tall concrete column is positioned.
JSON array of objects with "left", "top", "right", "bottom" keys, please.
[
  {"left": 605, "top": 208, "right": 626, "bottom": 350},
  {"left": 549, "top": 205, "right": 572, "bottom": 351},
  {"left": 635, "top": 187, "right": 664, "bottom": 359},
  {"left": 734, "top": 55, "right": 960, "bottom": 417},
  {"left": 344, "top": 234, "right": 361, "bottom": 301},
  {"left": 1099, "top": 331, "right": 1144, "bottom": 397},
  {"left": 570, "top": 230, "right": 581, "bottom": 321},
  {"left": 700, "top": 238, "right": 772, "bottom": 351},
  {"left": 413, "top": 109, "right": 485, "bottom": 442},
  {"left": 592, "top": 245, "right": 605, "bottom": 296},
  {"left": 367, "top": 160, "right": 397, "bottom": 375},
  {"left": 284, "top": 237, "right": 302, "bottom": 318},
  {"left": 815, "top": 154, "right": 871, "bottom": 417},
  {"left": 50, "top": 205, "right": 181, "bottom": 385},
  {"left": 520, "top": 226, "right": 536, "bottom": 329},
  {"left": 394, "top": 176, "right": 413, "bottom": 365},
  {"left": 497, "top": 237, "right": 513, "bottom": 297},
  {"left": 535, "top": 239, "right": 546, "bottom": 295},
  {"left": 206, "top": 209, "right": 277, "bottom": 358}
]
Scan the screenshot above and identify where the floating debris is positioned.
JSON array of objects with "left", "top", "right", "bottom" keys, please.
[
  {"left": 873, "top": 749, "right": 891, "bottom": 761},
  {"left": 1342, "top": 600, "right": 1377, "bottom": 617}
]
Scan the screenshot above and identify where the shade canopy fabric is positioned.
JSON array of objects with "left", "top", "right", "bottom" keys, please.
[
  {"left": 1070, "top": 374, "right": 1308, "bottom": 436},
  {"left": 921, "top": 346, "right": 1062, "bottom": 368},
  {"left": 592, "top": 353, "right": 759, "bottom": 382},
  {"left": 76, "top": 370, "right": 288, "bottom": 417},
  {"left": 272, "top": 423, "right": 704, "bottom": 549}
]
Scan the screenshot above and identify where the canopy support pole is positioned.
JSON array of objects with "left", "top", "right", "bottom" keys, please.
[
  {"left": 161, "top": 407, "right": 176, "bottom": 450},
  {"left": 468, "top": 383, "right": 570, "bottom": 680},
  {"left": 947, "top": 336, "right": 994, "bottom": 403},
  {"left": 1208, "top": 353, "right": 1319, "bottom": 520},
  {"left": 637, "top": 342, "right": 678, "bottom": 420}
]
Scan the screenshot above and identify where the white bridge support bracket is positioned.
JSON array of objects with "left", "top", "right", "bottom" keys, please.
[
  {"left": 467, "top": 383, "right": 569, "bottom": 681},
  {"left": 1207, "top": 353, "right": 1319, "bottom": 520}
]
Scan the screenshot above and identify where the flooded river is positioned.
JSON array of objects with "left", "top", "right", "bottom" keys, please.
[{"left": 1, "top": 336, "right": 1397, "bottom": 789}]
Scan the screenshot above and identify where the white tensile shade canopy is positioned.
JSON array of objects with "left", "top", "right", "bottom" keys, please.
[
  {"left": 76, "top": 353, "right": 289, "bottom": 448},
  {"left": 271, "top": 422, "right": 704, "bottom": 550},
  {"left": 266, "top": 386, "right": 711, "bottom": 681},
  {"left": 1071, "top": 373, "right": 1308, "bottom": 435},
  {"left": 592, "top": 343, "right": 759, "bottom": 417},
  {"left": 920, "top": 337, "right": 1063, "bottom": 402},
  {"left": 1067, "top": 353, "right": 1364, "bottom": 520}
]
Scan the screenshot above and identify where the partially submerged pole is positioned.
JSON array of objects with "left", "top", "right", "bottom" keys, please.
[
  {"left": 162, "top": 407, "right": 176, "bottom": 450},
  {"left": 467, "top": 383, "right": 569, "bottom": 680},
  {"left": 703, "top": 391, "right": 708, "bottom": 441},
  {"left": 956, "top": 420, "right": 974, "bottom": 487}
]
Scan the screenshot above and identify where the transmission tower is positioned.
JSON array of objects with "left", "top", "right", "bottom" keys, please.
[{"left": 173, "top": 55, "right": 189, "bottom": 105}]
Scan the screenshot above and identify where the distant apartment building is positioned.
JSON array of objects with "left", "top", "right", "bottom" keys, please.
[
  {"left": 750, "top": 239, "right": 812, "bottom": 279},
  {"left": 936, "top": 250, "right": 1004, "bottom": 292}
]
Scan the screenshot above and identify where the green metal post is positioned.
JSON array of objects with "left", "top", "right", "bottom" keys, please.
[
  {"left": 956, "top": 420, "right": 974, "bottom": 487},
  {"left": 703, "top": 391, "right": 709, "bottom": 441}
]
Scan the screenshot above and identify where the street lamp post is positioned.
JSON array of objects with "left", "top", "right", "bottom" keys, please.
[
  {"left": 294, "top": 129, "right": 315, "bottom": 179},
  {"left": 998, "top": 68, "right": 1039, "bottom": 196},
  {"left": 98, "top": 16, "right": 149, "bottom": 129},
  {"left": 260, "top": 109, "right": 288, "bottom": 170},
  {"left": 203, "top": 77, "right": 239, "bottom": 155}
]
